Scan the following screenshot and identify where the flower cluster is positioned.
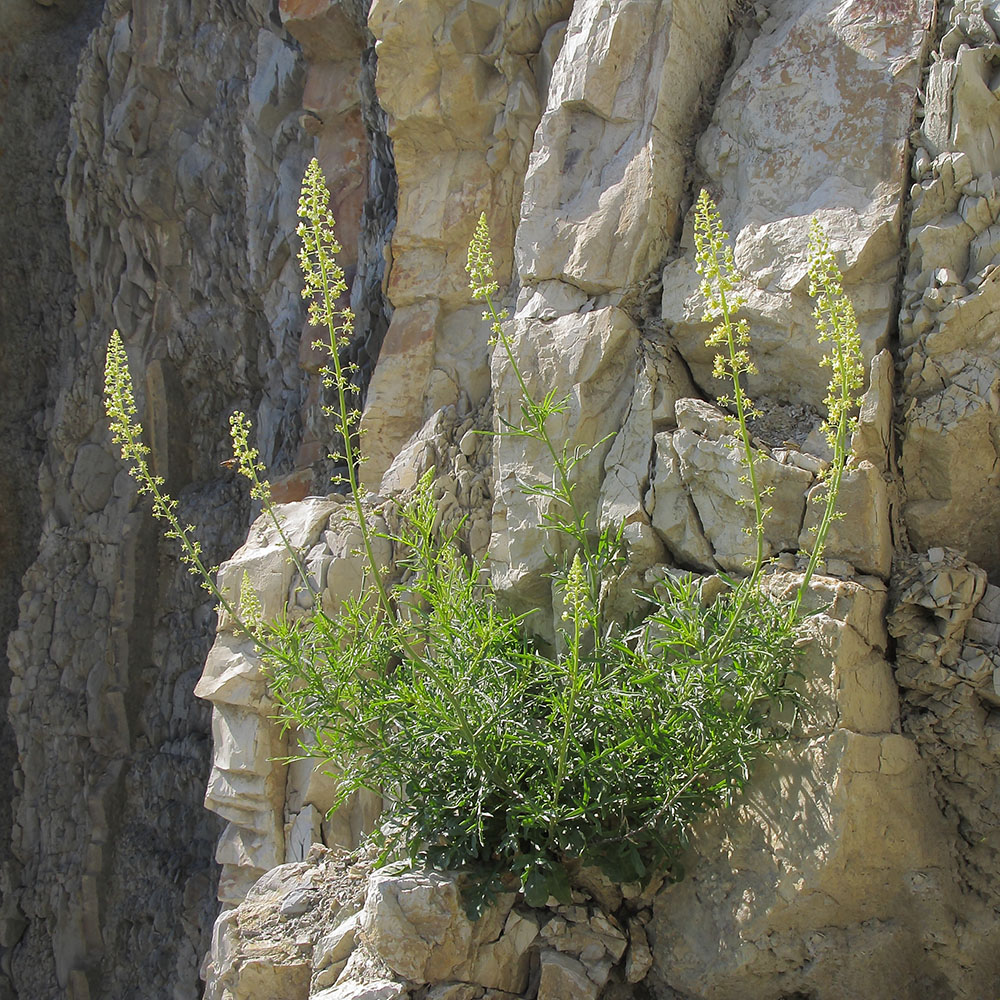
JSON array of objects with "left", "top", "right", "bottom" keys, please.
[
  {"left": 466, "top": 212, "right": 508, "bottom": 342},
  {"left": 807, "top": 219, "right": 864, "bottom": 451}
]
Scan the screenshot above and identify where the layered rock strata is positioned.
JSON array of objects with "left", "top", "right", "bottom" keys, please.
[
  {"left": 7, "top": 0, "right": 1000, "bottom": 995},
  {"left": 201, "top": 0, "right": 1000, "bottom": 995},
  {"left": 0, "top": 3, "right": 105, "bottom": 996},
  {"left": 4, "top": 0, "right": 317, "bottom": 995}
]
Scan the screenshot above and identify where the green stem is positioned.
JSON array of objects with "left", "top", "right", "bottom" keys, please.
[
  {"left": 705, "top": 285, "right": 766, "bottom": 661},
  {"left": 549, "top": 598, "right": 582, "bottom": 844},
  {"left": 245, "top": 460, "right": 321, "bottom": 605},
  {"left": 717, "top": 289, "right": 765, "bottom": 584},
  {"left": 312, "top": 221, "right": 396, "bottom": 625},
  {"left": 791, "top": 333, "right": 850, "bottom": 618},
  {"left": 485, "top": 289, "right": 601, "bottom": 609},
  {"left": 310, "top": 218, "right": 499, "bottom": 788}
]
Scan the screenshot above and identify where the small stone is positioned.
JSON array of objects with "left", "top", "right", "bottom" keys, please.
[
  {"left": 279, "top": 887, "right": 316, "bottom": 916},
  {"left": 559, "top": 905, "right": 588, "bottom": 923},
  {"left": 624, "top": 920, "right": 653, "bottom": 983},
  {"left": 427, "top": 985, "right": 481, "bottom": 1000},
  {"left": 825, "top": 558, "right": 854, "bottom": 578},
  {"left": 459, "top": 429, "right": 479, "bottom": 456},
  {"left": 312, "top": 980, "right": 409, "bottom": 1000},
  {"left": 537, "top": 950, "right": 599, "bottom": 1000}
]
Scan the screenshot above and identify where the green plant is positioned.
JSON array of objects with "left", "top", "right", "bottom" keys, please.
[{"left": 103, "top": 163, "right": 863, "bottom": 914}]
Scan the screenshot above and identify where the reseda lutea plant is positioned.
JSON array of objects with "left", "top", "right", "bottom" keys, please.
[{"left": 104, "top": 161, "right": 864, "bottom": 913}]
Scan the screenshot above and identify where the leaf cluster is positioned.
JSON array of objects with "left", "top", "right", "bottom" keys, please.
[{"left": 261, "top": 471, "right": 799, "bottom": 913}]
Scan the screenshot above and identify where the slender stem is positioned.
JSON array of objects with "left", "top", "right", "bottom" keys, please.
[
  {"left": 718, "top": 285, "right": 765, "bottom": 583},
  {"left": 485, "top": 289, "right": 601, "bottom": 609},
  {"left": 791, "top": 334, "right": 849, "bottom": 617},
  {"left": 308, "top": 213, "right": 499, "bottom": 781},
  {"left": 312, "top": 219, "right": 396, "bottom": 624},
  {"left": 241, "top": 456, "right": 321, "bottom": 604},
  {"left": 549, "top": 593, "right": 582, "bottom": 844}
]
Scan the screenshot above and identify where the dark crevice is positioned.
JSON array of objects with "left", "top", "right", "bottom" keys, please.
[
  {"left": 315, "top": 27, "right": 398, "bottom": 494},
  {"left": 884, "top": 0, "right": 943, "bottom": 666},
  {"left": 352, "top": 38, "right": 397, "bottom": 406}
]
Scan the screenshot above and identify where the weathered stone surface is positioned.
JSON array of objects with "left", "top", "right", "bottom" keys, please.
[
  {"left": 360, "top": 0, "right": 573, "bottom": 489},
  {"left": 202, "top": 847, "right": 371, "bottom": 999},
  {"left": 648, "top": 728, "right": 959, "bottom": 999},
  {"left": 360, "top": 871, "right": 533, "bottom": 992},
  {"left": 662, "top": 0, "right": 932, "bottom": 406},
  {"left": 490, "top": 306, "right": 640, "bottom": 617},
  {"left": 199, "top": 497, "right": 391, "bottom": 905},
  {"left": 647, "top": 399, "right": 816, "bottom": 573},
  {"left": 0, "top": 7, "right": 105, "bottom": 992},
  {"left": 536, "top": 949, "right": 598, "bottom": 1000},
  {"left": 313, "top": 980, "right": 409, "bottom": 1000},
  {"left": 1, "top": 0, "right": 323, "bottom": 993},
  {"left": 897, "top": 2, "right": 1000, "bottom": 579},
  {"left": 517, "top": 0, "right": 737, "bottom": 294},
  {"left": 10, "top": 0, "right": 1000, "bottom": 995},
  {"left": 643, "top": 565, "right": 971, "bottom": 998},
  {"left": 623, "top": 918, "right": 652, "bottom": 984},
  {"left": 887, "top": 548, "right": 1000, "bottom": 991},
  {"left": 800, "top": 460, "right": 893, "bottom": 580}
]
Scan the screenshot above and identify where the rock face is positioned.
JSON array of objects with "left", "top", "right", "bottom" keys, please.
[
  {"left": 0, "top": 4, "right": 105, "bottom": 997},
  {"left": 0, "top": 0, "right": 388, "bottom": 995},
  {"left": 898, "top": 0, "right": 1000, "bottom": 578},
  {"left": 203, "top": 849, "right": 648, "bottom": 1000},
  {"left": 6, "top": 0, "right": 1000, "bottom": 997}
]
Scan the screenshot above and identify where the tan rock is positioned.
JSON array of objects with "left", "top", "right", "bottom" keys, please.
[
  {"left": 624, "top": 918, "right": 652, "bottom": 983},
  {"left": 362, "top": 0, "right": 571, "bottom": 480},
  {"left": 360, "top": 300, "right": 439, "bottom": 491},
  {"left": 517, "top": 0, "right": 735, "bottom": 293},
  {"left": 646, "top": 729, "right": 956, "bottom": 999},
  {"left": 536, "top": 949, "right": 599, "bottom": 1000},
  {"left": 851, "top": 350, "right": 894, "bottom": 471},
  {"left": 900, "top": 362, "right": 1000, "bottom": 576},
  {"left": 649, "top": 419, "right": 814, "bottom": 574},
  {"left": 312, "top": 981, "right": 409, "bottom": 1000},
  {"left": 216, "top": 498, "right": 341, "bottom": 627},
  {"left": 490, "top": 306, "right": 641, "bottom": 612},
  {"left": 194, "top": 635, "right": 268, "bottom": 708},
  {"left": 799, "top": 460, "right": 892, "bottom": 580},
  {"left": 662, "top": 0, "right": 932, "bottom": 407},
  {"left": 647, "top": 431, "right": 717, "bottom": 571},
  {"left": 360, "top": 870, "right": 521, "bottom": 987}
]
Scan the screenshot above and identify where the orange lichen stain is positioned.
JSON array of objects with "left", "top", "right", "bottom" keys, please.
[
  {"left": 278, "top": 0, "right": 333, "bottom": 20},
  {"left": 270, "top": 469, "right": 313, "bottom": 504}
]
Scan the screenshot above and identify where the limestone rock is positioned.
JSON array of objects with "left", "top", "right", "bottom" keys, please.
[
  {"left": 648, "top": 403, "right": 815, "bottom": 574},
  {"left": 648, "top": 727, "right": 958, "bottom": 999},
  {"left": 799, "top": 460, "right": 892, "bottom": 580},
  {"left": 851, "top": 349, "right": 894, "bottom": 471},
  {"left": 889, "top": 549, "right": 1000, "bottom": 958},
  {"left": 312, "top": 981, "right": 409, "bottom": 1000},
  {"left": 0, "top": 0, "right": 326, "bottom": 991},
  {"left": 361, "top": 0, "right": 573, "bottom": 488},
  {"left": 536, "top": 949, "right": 598, "bottom": 1000},
  {"left": 898, "top": 0, "right": 1000, "bottom": 581},
  {"left": 490, "top": 307, "right": 640, "bottom": 615},
  {"left": 200, "top": 498, "right": 395, "bottom": 904},
  {"left": 624, "top": 918, "right": 652, "bottom": 984},
  {"left": 517, "top": 0, "right": 736, "bottom": 293},
  {"left": 662, "top": 0, "right": 932, "bottom": 406},
  {"left": 360, "top": 871, "right": 534, "bottom": 993},
  {"left": 8, "top": 0, "right": 1000, "bottom": 994},
  {"left": 202, "top": 848, "right": 373, "bottom": 998}
]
